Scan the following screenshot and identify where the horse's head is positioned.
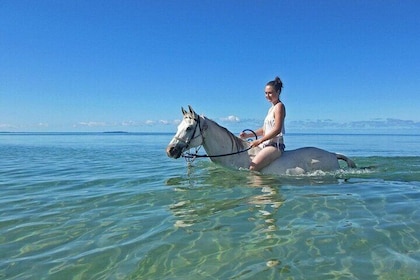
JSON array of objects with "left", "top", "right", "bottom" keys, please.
[{"left": 166, "top": 106, "right": 204, "bottom": 159}]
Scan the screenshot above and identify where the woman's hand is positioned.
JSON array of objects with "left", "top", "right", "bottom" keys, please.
[
  {"left": 239, "top": 131, "right": 247, "bottom": 138},
  {"left": 250, "top": 139, "right": 262, "bottom": 148}
]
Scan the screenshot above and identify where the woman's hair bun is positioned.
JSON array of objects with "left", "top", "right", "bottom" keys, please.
[{"left": 267, "top": 76, "right": 283, "bottom": 93}]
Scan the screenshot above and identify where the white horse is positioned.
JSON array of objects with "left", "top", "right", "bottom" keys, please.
[{"left": 166, "top": 106, "right": 356, "bottom": 175}]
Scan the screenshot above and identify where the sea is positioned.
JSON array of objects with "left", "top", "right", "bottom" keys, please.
[{"left": 1, "top": 132, "right": 419, "bottom": 280}]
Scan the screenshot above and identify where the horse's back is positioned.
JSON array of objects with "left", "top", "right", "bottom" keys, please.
[{"left": 262, "top": 147, "right": 340, "bottom": 175}]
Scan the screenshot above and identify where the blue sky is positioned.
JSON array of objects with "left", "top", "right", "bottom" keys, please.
[{"left": 1, "top": 0, "right": 419, "bottom": 133}]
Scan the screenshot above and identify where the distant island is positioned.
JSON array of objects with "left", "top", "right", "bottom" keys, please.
[{"left": 103, "top": 131, "right": 129, "bottom": 134}]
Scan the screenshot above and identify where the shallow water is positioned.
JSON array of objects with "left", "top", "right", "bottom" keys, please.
[{"left": 0, "top": 133, "right": 419, "bottom": 279}]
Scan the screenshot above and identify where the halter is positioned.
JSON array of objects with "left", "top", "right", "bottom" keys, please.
[{"left": 179, "top": 115, "right": 256, "bottom": 162}]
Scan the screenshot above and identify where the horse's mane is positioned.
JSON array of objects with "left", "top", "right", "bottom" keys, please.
[{"left": 202, "top": 116, "right": 247, "bottom": 151}]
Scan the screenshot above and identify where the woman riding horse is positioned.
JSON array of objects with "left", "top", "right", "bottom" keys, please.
[{"left": 239, "top": 76, "right": 285, "bottom": 171}]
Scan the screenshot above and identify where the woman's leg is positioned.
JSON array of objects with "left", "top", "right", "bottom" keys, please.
[{"left": 249, "top": 146, "right": 282, "bottom": 171}]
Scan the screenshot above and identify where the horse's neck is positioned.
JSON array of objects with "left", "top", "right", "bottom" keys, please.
[{"left": 202, "top": 117, "right": 247, "bottom": 161}]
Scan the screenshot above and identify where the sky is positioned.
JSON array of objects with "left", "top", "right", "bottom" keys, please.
[{"left": 1, "top": 0, "right": 419, "bottom": 133}]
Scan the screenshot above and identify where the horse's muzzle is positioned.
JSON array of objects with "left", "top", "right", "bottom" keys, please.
[{"left": 166, "top": 144, "right": 182, "bottom": 159}]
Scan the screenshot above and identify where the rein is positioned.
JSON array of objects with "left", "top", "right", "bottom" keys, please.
[
  {"left": 182, "top": 146, "right": 253, "bottom": 159},
  {"left": 181, "top": 116, "right": 256, "bottom": 161}
]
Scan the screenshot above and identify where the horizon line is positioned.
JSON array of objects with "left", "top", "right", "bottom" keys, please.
[{"left": 1, "top": 131, "right": 420, "bottom": 136}]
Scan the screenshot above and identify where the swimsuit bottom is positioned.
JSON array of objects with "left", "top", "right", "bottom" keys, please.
[{"left": 263, "top": 142, "right": 285, "bottom": 151}]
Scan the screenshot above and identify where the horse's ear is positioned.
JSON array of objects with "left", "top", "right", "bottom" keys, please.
[
  {"left": 181, "top": 107, "right": 187, "bottom": 116},
  {"left": 188, "top": 105, "right": 195, "bottom": 118}
]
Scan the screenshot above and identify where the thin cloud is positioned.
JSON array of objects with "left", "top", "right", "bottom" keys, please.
[
  {"left": 287, "top": 118, "right": 420, "bottom": 130},
  {"left": 77, "top": 121, "right": 107, "bottom": 127},
  {"left": 145, "top": 120, "right": 155, "bottom": 125},
  {"left": 38, "top": 122, "right": 49, "bottom": 127},
  {"left": 220, "top": 115, "right": 240, "bottom": 122},
  {"left": 121, "top": 121, "right": 137, "bottom": 127},
  {"left": 159, "top": 120, "right": 170, "bottom": 125},
  {"left": 150, "top": 119, "right": 182, "bottom": 126},
  {"left": 0, "top": 123, "right": 15, "bottom": 129},
  {"left": 73, "top": 119, "right": 182, "bottom": 128}
]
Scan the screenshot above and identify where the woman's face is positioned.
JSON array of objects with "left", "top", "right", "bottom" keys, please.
[{"left": 264, "top": 85, "right": 279, "bottom": 103}]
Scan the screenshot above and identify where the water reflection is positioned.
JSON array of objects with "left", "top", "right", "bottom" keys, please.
[
  {"left": 165, "top": 165, "right": 298, "bottom": 274},
  {"left": 166, "top": 165, "right": 281, "bottom": 222},
  {"left": 156, "top": 162, "right": 420, "bottom": 278},
  {"left": 164, "top": 163, "right": 355, "bottom": 244}
]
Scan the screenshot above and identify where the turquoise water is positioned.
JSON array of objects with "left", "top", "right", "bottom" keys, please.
[{"left": 1, "top": 133, "right": 419, "bottom": 279}]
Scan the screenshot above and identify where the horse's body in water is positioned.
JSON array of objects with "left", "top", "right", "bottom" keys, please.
[{"left": 166, "top": 106, "right": 356, "bottom": 175}]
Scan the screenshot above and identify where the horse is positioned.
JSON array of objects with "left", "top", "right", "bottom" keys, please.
[{"left": 166, "top": 106, "right": 356, "bottom": 175}]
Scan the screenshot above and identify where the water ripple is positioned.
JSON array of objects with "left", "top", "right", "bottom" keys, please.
[{"left": 1, "top": 133, "right": 420, "bottom": 279}]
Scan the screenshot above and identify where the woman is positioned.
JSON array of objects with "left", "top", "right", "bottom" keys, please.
[{"left": 239, "top": 76, "right": 286, "bottom": 171}]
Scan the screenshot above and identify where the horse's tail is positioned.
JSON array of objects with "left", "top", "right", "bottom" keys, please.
[{"left": 336, "top": 154, "right": 357, "bottom": 168}]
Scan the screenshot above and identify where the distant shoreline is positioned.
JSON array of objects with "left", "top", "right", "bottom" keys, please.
[{"left": 1, "top": 131, "right": 419, "bottom": 136}]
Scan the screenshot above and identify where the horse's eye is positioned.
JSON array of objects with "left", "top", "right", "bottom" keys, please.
[{"left": 186, "top": 126, "right": 193, "bottom": 131}]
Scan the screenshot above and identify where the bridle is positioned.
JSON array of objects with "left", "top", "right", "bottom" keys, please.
[
  {"left": 174, "top": 115, "right": 204, "bottom": 150},
  {"left": 176, "top": 115, "right": 256, "bottom": 162}
]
